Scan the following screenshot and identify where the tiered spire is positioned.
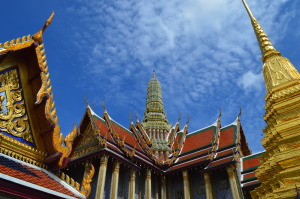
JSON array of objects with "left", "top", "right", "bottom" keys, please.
[
  {"left": 242, "top": 0, "right": 300, "bottom": 198},
  {"left": 241, "top": 0, "right": 280, "bottom": 62},
  {"left": 242, "top": 0, "right": 300, "bottom": 91},
  {"left": 142, "top": 71, "right": 171, "bottom": 131},
  {"left": 142, "top": 72, "right": 171, "bottom": 159}
]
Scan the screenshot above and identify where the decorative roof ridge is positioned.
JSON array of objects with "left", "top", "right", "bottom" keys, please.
[
  {"left": 0, "top": 134, "right": 47, "bottom": 168},
  {"left": 220, "top": 118, "right": 239, "bottom": 129},
  {"left": 109, "top": 117, "right": 134, "bottom": 136},
  {"left": 241, "top": 151, "right": 265, "bottom": 160},
  {"left": 166, "top": 121, "right": 179, "bottom": 139},
  {"left": 31, "top": 14, "right": 78, "bottom": 168},
  {"left": 204, "top": 155, "right": 233, "bottom": 170},
  {"left": 0, "top": 173, "right": 83, "bottom": 199},
  {"left": 168, "top": 122, "right": 180, "bottom": 147},
  {"left": 188, "top": 122, "right": 217, "bottom": 136},
  {"left": 0, "top": 153, "right": 85, "bottom": 198},
  {"left": 136, "top": 121, "right": 152, "bottom": 145},
  {"left": 103, "top": 111, "right": 135, "bottom": 158},
  {"left": 129, "top": 123, "right": 150, "bottom": 154},
  {"left": 170, "top": 153, "right": 209, "bottom": 168},
  {"left": 0, "top": 35, "right": 33, "bottom": 54},
  {"left": 87, "top": 105, "right": 101, "bottom": 119},
  {"left": 173, "top": 125, "right": 188, "bottom": 158}
]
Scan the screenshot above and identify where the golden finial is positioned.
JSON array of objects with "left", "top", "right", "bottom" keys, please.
[
  {"left": 177, "top": 112, "right": 182, "bottom": 122},
  {"left": 241, "top": 0, "right": 280, "bottom": 62},
  {"left": 238, "top": 107, "right": 242, "bottom": 120},
  {"left": 241, "top": 0, "right": 254, "bottom": 19},
  {"left": 135, "top": 111, "right": 139, "bottom": 122},
  {"left": 101, "top": 100, "right": 106, "bottom": 111},
  {"left": 218, "top": 108, "right": 222, "bottom": 118},
  {"left": 186, "top": 115, "right": 190, "bottom": 124},
  {"left": 153, "top": 70, "right": 156, "bottom": 78},
  {"left": 84, "top": 96, "right": 88, "bottom": 106},
  {"left": 32, "top": 11, "right": 54, "bottom": 44},
  {"left": 129, "top": 112, "right": 132, "bottom": 122}
]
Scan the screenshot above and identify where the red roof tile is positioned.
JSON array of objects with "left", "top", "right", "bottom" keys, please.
[
  {"left": 111, "top": 121, "right": 143, "bottom": 152},
  {"left": 178, "top": 148, "right": 211, "bottom": 163},
  {"left": 168, "top": 155, "right": 208, "bottom": 171},
  {"left": 93, "top": 116, "right": 113, "bottom": 142},
  {"left": 242, "top": 179, "right": 260, "bottom": 188},
  {"left": 218, "top": 125, "right": 236, "bottom": 150},
  {"left": 243, "top": 172, "right": 256, "bottom": 181},
  {"left": 215, "top": 148, "right": 234, "bottom": 159},
  {"left": 242, "top": 152, "right": 263, "bottom": 172},
  {"left": 181, "top": 126, "right": 215, "bottom": 154},
  {"left": 0, "top": 154, "right": 83, "bottom": 198},
  {"left": 207, "top": 156, "right": 233, "bottom": 169}
]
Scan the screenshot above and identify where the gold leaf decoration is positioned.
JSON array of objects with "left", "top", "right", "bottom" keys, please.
[{"left": 0, "top": 67, "right": 33, "bottom": 143}]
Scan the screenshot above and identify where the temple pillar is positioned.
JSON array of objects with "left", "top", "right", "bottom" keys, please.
[
  {"left": 110, "top": 161, "right": 120, "bottom": 199},
  {"left": 145, "top": 169, "right": 152, "bottom": 199},
  {"left": 182, "top": 170, "right": 190, "bottom": 199},
  {"left": 161, "top": 176, "right": 167, "bottom": 199},
  {"left": 80, "top": 161, "right": 89, "bottom": 190},
  {"left": 95, "top": 155, "right": 108, "bottom": 199},
  {"left": 203, "top": 172, "right": 213, "bottom": 199},
  {"left": 226, "top": 166, "right": 241, "bottom": 199},
  {"left": 154, "top": 176, "right": 159, "bottom": 199},
  {"left": 128, "top": 169, "right": 136, "bottom": 199}
]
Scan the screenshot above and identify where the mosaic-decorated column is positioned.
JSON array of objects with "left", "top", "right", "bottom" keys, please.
[
  {"left": 145, "top": 169, "right": 152, "bottom": 199},
  {"left": 182, "top": 170, "right": 190, "bottom": 199},
  {"left": 96, "top": 155, "right": 108, "bottom": 199},
  {"left": 110, "top": 161, "right": 120, "bottom": 199},
  {"left": 161, "top": 176, "right": 167, "bottom": 199},
  {"left": 81, "top": 161, "right": 89, "bottom": 190},
  {"left": 203, "top": 172, "right": 213, "bottom": 199},
  {"left": 128, "top": 169, "right": 136, "bottom": 199},
  {"left": 226, "top": 166, "right": 241, "bottom": 199}
]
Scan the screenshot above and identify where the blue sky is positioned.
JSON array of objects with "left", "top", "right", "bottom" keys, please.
[{"left": 1, "top": 0, "right": 299, "bottom": 153}]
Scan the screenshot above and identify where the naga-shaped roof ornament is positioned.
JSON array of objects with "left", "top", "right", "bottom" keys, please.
[{"left": 32, "top": 11, "right": 54, "bottom": 44}]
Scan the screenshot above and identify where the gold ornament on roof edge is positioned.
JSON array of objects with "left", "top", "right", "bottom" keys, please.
[{"left": 32, "top": 11, "right": 54, "bottom": 44}]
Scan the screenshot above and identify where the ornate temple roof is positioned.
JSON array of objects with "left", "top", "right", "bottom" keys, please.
[
  {"left": 240, "top": 151, "right": 264, "bottom": 190},
  {"left": 70, "top": 105, "right": 251, "bottom": 174}
]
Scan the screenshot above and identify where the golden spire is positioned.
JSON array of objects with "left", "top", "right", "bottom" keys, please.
[
  {"left": 242, "top": 0, "right": 300, "bottom": 91},
  {"left": 241, "top": 0, "right": 280, "bottom": 62},
  {"left": 32, "top": 11, "right": 54, "bottom": 44}
]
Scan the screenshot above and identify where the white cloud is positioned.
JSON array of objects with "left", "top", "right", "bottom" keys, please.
[
  {"left": 238, "top": 71, "right": 264, "bottom": 91},
  {"left": 65, "top": 0, "right": 297, "bottom": 153}
]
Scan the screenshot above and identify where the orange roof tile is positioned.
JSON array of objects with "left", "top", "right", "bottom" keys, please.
[
  {"left": 218, "top": 125, "right": 236, "bottom": 150},
  {"left": 181, "top": 126, "right": 216, "bottom": 154},
  {"left": 242, "top": 152, "right": 263, "bottom": 172},
  {"left": 0, "top": 154, "right": 84, "bottom": 198}
]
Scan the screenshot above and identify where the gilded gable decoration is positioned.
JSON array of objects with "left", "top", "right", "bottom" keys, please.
[{"left": 0, "top": 67, "right": 33, "bottom": 144}]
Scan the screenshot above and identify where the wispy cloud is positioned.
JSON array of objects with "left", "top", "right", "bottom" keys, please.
[{"left": 65, "top": 0, "right": 296, "bottom": 152}]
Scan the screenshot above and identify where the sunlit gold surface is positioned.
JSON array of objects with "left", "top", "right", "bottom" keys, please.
[
  {"left": 0, "top": 68, "right": 33, "bottom": 142},
  {"left": 242, "top": 0, "right": 300, "bottom": 198},
  {"left": 80, "top": 162, "right": 95, "bottom": 197},
  {"left": 32, "top": 12, "right": 54, "bottom": 44}
]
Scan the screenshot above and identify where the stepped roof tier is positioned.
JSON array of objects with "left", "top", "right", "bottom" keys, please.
[
  {"left": 142, "top": 72, "right": 171, "bottom": 132},
  {"left": 68, "top": 105, "right": 251, "bottom": 173},
  {"left": 240, "top": 152, "right": 264, "bottom": 190},
  {"left": 0, "top": 153, "right": 84, "bottom": 199}
]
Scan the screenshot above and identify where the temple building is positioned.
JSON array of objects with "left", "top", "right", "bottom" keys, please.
[{"left": 0, "top": 0, "right": 299, "bottom": 198}]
